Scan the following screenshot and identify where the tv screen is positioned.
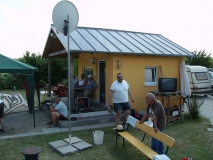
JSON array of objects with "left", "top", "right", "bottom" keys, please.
[{"left": 158, "top": 78, "right": 177, "bottom": 92}]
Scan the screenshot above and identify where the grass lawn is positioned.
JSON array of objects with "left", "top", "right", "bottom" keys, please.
[
  {"left": 0, "top": 115, "right": 213, "bottom": 160},
  {"left": 0, "top": 89, "right": 213, "bottom": 159}
]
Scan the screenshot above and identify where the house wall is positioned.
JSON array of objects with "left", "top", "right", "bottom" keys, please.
[{"left": 78, "top": 53, "right": 184, "bottom": 111}]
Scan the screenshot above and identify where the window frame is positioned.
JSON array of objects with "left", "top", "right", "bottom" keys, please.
[
  {"left": 144, "top": 66, "right": 158, "bottom": 86},
  {"left": 83, "top": 66, "right": 93, "bottom": 79},
  {"left": 195, "top": 72, "right": 208, "bottom": 81}
]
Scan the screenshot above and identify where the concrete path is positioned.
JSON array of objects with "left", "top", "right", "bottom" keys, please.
[
  {"left": 0, "top": 122, "right": 115, "bottom": 139},
  {"left": 199, "top": 95, "right": 213, "bottom": 124}
]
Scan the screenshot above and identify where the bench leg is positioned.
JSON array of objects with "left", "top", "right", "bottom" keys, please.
[
  {"left": 123, "top": 137, "right": 125, "bottom": 148},
  {"left": 165, "top": 146, "right": 169, "bottom": 155},
  {"left": 116, "top": 132, "right": 125, "bottom": 148},
  {"left": 116, "top": 132, "right": 118, "bottom": 148},
  {"left": 141, "top": 132, "right": 146, "bottom": 142}
]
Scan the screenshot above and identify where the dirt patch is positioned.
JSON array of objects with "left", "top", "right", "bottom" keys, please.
[{"left": 1, "top": 110, "right": 50, "bottom": 136}]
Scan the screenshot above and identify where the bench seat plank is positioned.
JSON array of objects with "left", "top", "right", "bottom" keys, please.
[
  {"left": 135, "top": 121, "right": 175, "bottom": 148},
  {"left": 118, "top": 131, "right": 158, "bottom": 159}
]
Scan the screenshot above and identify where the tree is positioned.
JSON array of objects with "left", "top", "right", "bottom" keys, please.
[
  {"left": 18, "top": 51, "right": 48, "bottom": 87},
  {"left": 18, "top": 51, "right": 79, "bottom": 87},
  {"left": 186, "top": 50, "right": 212, "bottom": 68}
]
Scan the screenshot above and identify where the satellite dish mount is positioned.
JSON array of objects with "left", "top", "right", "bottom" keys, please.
[
  {"left": 52, "top": 0, "right": 79, "bottom": 144},
  {"left": 63, "top": 20, "right": 68, "bottom": 36}
]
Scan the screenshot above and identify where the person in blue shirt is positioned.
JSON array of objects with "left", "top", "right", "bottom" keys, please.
[{"left": 47, "top": 95, "right": 68, "bottom": 128}]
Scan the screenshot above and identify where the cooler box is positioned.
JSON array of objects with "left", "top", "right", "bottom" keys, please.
[{"left": 77, "top": 97, "right": 89, "bottom": 108}]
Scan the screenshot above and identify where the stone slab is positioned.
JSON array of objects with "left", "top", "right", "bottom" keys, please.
[
  {"left": 49, "top": 140, "right": 68, "bottom": 148},
  {"left": 63, "top": 136, "right": 82, "bottom": 144},
  {"left": 48, "top": 137, "right": 92, "bottom": 156},
  {"left": 72, "top": 141, "right": 93, "bottom": 151},
  {"left": 207, "top": 128, "right": 213, "bottom": 132},
  {"left": 54, "top": 144, "right": 78, "bottom": 156}
]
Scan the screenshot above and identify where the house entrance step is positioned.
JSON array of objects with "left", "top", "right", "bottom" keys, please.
[{"left": 41, "top": 103, "right": 125, "bottom": 128}]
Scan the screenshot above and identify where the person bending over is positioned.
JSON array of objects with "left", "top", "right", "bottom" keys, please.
[{"left": 139, "top": 93, "right": 166, "bottom": 154}]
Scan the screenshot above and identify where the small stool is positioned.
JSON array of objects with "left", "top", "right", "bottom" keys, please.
[{"left": 21, "top": 146, "right": 41, "bottom": 160}]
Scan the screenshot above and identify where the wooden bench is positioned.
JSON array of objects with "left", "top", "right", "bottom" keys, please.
[{"left": 116, "top": 116, "right": 175, "bottom": 160}]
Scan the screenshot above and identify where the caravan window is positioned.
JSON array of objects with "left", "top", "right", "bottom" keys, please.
[{"left": 195, "top": 72, "right": 208, "bottom": 81}]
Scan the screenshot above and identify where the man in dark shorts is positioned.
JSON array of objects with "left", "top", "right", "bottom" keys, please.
[
  {"left": 109, "top": 73, "right": 134, "bottom": 130},
  {"left": 47, "top": 95, "right": 68, "bottom": 128},
  {"left": 0, "top": 99, "right": 6, "bottom": 132}
]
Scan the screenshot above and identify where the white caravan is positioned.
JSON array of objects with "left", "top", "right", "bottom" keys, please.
[{"left": 185, "top": 65, "right": 212, "bottom": 95}]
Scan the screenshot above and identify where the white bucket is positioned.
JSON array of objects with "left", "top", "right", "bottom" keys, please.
[{"left": 93, "top": 130, "right": 104, "bottom": 145}]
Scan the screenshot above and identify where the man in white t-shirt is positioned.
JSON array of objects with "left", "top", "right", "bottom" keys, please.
[{"left": 109, "top": 73, "right": 134, "bottom": 130}]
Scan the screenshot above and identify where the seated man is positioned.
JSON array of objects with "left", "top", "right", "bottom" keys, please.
[
  {"left": 76, "top": 74, "right": 97, "bottom": 99},
  {"left": 47, "top": 95, "right": 68, "bottom": 128}
]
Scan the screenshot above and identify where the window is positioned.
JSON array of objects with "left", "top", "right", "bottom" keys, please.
[
  {"left": 145, "top": 67, "right": 158, "bottom": 86},
  {"left": 83, "top": 66, "right": 93, "bottom": 79},
  {"left": 195, "top": 72, "right": 208, "bottom": 81}
]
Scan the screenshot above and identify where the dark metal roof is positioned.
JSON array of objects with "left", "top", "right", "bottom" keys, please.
[{"left": 42, "top": 25, "right": 194, "bottom": 58}]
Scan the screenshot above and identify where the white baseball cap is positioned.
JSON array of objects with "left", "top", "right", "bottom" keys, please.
[{"left": 88, "top": 74, "right": 92, "bottom": 78}]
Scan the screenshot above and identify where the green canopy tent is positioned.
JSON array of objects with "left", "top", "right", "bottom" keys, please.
[{"left": 0, "top": 54, "right": 40, "bottom": 127}]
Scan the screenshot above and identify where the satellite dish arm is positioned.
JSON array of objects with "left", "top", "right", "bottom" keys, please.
[{"left": 63, "top": 20, "right": 68, "bottom": 36}]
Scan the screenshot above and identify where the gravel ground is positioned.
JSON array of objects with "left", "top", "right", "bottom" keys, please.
[{"left": 1, "top": 110, "right": 50, "bottom": 136}]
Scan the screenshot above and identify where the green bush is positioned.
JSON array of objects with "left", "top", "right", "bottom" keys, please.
[
  {"left": 188, "top": 95, "right": 204, "bottom": 119},
  {"left": 0, "top": 73, "right": 23, "bottom": 89}
]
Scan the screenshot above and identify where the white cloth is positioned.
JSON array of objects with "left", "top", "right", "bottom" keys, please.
[
  {"left": 110, "top": 80, "right": 129, "bottom": 103},
  {"left": 153, "top": 154, "right": 171, "bottom": 160},
  {"left": 78, "top": 79, "right": 85, "bottom": 86},
  {"left": 126, "top": 115, "right": 137, "bottom": 128},
  {"left": 179, "top": 60, "right": 191, "bottom": 98}
]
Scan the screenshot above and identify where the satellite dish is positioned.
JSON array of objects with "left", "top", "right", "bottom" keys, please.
[{"left": 52, "top": 0, "right": 79, "bottom": 34}]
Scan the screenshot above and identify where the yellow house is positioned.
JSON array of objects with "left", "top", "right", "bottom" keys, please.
[{"left": 43, "top": 25, "right": 194, "bottom": 113}]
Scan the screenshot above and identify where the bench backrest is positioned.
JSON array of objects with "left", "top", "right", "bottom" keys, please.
[{"left": 128, "top": 116, "right": 175, "bottom": 148}]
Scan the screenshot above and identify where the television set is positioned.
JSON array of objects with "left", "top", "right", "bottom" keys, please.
[{"left": 158, "top": 78, "right": 177, "bottom": 92}]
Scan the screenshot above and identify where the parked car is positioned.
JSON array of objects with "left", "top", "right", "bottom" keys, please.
[
  {"left": 209, "top": 71, "right": 213, "bottom": 88},
  {"left": 208, "top": 68, "right": 213, "bottom": 72},
  {"left": 186, "top": 65, "right": 212, "bottom": 95}
]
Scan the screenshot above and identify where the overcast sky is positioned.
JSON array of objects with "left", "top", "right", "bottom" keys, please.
[{"left": 0, "top": 0, "right": 212, "bottom": 58}]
